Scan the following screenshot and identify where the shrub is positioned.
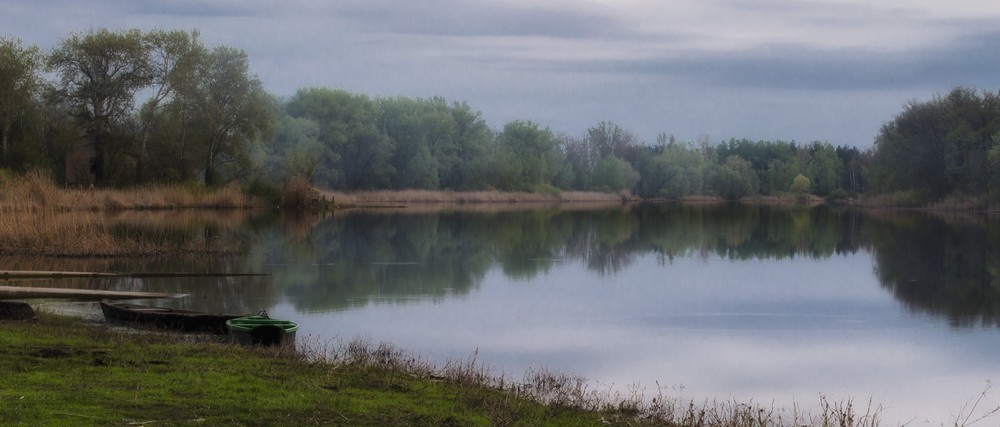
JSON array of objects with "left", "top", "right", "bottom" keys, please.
[
  {"left": 789, "top": 174, "right": 811, "bottom": 194},
  {"left": 890, "top": 190, "right": 924, "bottom": 207},
  {"left": 245, "top": 179, "right": 281, "bottom": 206},
  {"left": 826, "top": 188, "right": 849, "bottom": 202}
]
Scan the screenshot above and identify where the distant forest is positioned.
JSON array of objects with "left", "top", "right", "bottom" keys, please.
[{"left": 3, "top": 29, "right": 1000, "bottom": 204}]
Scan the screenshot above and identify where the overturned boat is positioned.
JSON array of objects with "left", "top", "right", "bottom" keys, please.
[{"left": 100, "top": 301, "right": 240, "bottom": 334}]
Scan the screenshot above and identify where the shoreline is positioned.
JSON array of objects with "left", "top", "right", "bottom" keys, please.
[{"left": 0, "top": 309, "right": 895, "bottom": 426}]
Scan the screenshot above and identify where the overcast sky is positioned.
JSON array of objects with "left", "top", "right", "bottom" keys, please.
[{"left": 5, "top": 0, "right": 1000, "bottom": 147}]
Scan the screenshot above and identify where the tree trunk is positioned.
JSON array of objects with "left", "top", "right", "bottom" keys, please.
[
  {"left": 1, "top": 124, "right": 8, "bottom": 166},
  {"left": 135, "top": 128, "right": 148, "bottom": 183},
  {"left": 92, "top": 131, "right": 105, "bottom": 183},
  {"left": 204, "top": 143, "right": 216, "bottom": 186}
]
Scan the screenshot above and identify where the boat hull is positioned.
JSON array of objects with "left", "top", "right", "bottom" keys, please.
[
  {"left": 226, "top": 316, "right": 298, "bottom": 347},
  {"left": 100, "top": 301, "right": 240, "bottom": 334}
]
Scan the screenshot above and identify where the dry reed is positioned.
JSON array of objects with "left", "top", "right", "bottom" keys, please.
[
  {"left": 0, "top": 171, "right": 254, "bottom": 212},
  {"left": 294, "top": 336, "right": 900, "bottom": 427},
  {"left": 319, "top": 189, "right": 623, "bottom": 205},
  {"left": 0, "top": 172, "right": 254, "bottom": 257}
]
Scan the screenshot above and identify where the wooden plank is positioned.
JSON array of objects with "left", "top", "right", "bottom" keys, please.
[
  {"left": 0, "top": 286, "right": 185, "bottom": 300},
  {"left": 0, "top": 271, "right": 117, "bottom": 279},
  {"left": 0, "top": 271, "right": 268, "bottom": 280}
]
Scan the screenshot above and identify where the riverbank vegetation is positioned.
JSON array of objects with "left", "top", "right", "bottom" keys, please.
[
  {"left": 4, "top": 28, "right": 1000, "bottom": 209},
  {"left": 0, "top": 172, "right": 254, "bottom": 256},
  {"left": 1, "top": 311, "right": 891, "bottom": 426}
]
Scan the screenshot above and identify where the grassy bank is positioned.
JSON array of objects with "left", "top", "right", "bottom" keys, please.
[
  {"left": 0, "top": 313, "right": 605, "bottom": 426},
  {"left": 0, "top": 312, "right": 894, "bottom": 427}
]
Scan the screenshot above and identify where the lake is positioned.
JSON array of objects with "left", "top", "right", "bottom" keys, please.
[{"left": 9, "top": 203, "right": 1000, "bottom": 424}]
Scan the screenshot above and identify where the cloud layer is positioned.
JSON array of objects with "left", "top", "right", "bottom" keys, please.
[{"left": 5, "top": 0, "right": 1000, "bottom": 146}]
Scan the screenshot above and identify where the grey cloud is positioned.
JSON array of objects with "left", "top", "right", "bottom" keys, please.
[
  {"left": 125, "top": 0, "right": 263, "bottom": 18},
  {"left": 538, "top": 28, "right": 1000, "bottom": 92},
  {"left": 334, "top": 0, "right": 629, "bottom": 39}
]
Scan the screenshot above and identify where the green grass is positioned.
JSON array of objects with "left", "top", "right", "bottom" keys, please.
[
  {"left": 0, "top": 314, "right": 610, "bottom": 426},
  {"left": 1, "top": 312, "right": 927, "bottom": 426}
]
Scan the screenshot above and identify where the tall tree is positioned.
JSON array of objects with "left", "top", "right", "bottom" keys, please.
[
  {"left": 443, "top": 101, "right": 491, "bottom": 190},
  {"left": 493, "top": 120, "right": 559, "bottom": 191},
  {"left": 135, "top": 29, "right": 204, "bottom": 182},
  {"left": 0, "top": 37, "right": 42, "bottom": 166},
  {"left": 191, "top": 47, "right": 275, "bottom": 185},
  {"left": 47, "top": 29, "right": 152, "bottom": 183},
  {"left": 285, "top": 88, "right": 393, "bottom": 189},
  {"left": 869, "top": 87, "right": 1000, "bottom": 200}
]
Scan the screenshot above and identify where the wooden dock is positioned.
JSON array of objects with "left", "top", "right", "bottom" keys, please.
[
  {"left": 0, "top": 271, "right": 268, "bottom": 279},
  {"left": 0, "top": 286, "right": 185, "bottom": 300}
]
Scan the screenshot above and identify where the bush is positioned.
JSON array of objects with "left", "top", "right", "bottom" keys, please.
[
  {"left": 789, "top": 174, "right": 811, "bottom": 194},
  {"left": 529, "top": 183, "right": 562, "bottom": 196},
  {"left": 0, "top": 169, "right": 14, "bottom": 186},
  {"left": 826, "top": 188, "right": 849, "bottom": 202},
  {"left": 890, "top": 190, "right": 924, "bottom": 207},
  {"left": 245, "top": 179, "right": 281, "bottom": 206}
]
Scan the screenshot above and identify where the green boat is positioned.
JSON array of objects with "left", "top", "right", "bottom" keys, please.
[{"left": 226, "top": 316, "right": 298, "bottom": 347}]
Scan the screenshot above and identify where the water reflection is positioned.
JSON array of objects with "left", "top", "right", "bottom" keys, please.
[
  {"left": 262, "top": 203, "right": 1000, "bottom": 329},
  {"left": 3, "top": 203, "right": 999, "bottom": 328},
  {"left": 4, "top": 203, "right": 999, "bottom": 423},
  {"left": 864, "top": 211, "right": 1000, "bottom": 327}
]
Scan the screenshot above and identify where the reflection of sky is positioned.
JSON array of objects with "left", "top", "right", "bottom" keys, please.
[{"left": 289, "top": 251, "right": 1000, "bottom": 424}]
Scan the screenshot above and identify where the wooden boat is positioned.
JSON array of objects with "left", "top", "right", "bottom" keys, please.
[
  {"left": 226, "top": 316, "right": 298, "bottom": 347},
  {"left": 99, "top": 301, "right": 241, "bottom": 334}
]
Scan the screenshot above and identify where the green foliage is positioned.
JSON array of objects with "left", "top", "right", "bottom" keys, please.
[
  {"left": 0, "top": 168, "right": 13, "bottom": 184},
  {"left": 0, "top": 26, "right": 931, "bottom": 201},
  {"left": 47, "top": 29, "right": 152, "bottom": 183},
  {"left": 869, "top": 87, "right": 1000, "bottom": 203},
  {"left": 710, "top": 155, "right": 759, "bottom": 199},
  {"left": 244, "top": 178, "right": 282, "bottom": 205},
  {"left": 634, "top": 141, "right": 706, "bottom": 198},
  {"left": 492, "top": 120, "right": 560, "bottom": 191},
  {"left": 790, "top": 174, "right": 811, "bottom": 194},
  {"left": 827, "top": 188, "right": 848, "bottom": 200},
  {"left": 591, "top": 156, "right": 639, "bottom": 192},
  {"left": 284, "top": 88, "right": 393, "bottom": 189},
  {"left": 193, "top": 47, "right": 276, "bottom": 185},
  {"left": 0, "top": 37, "right": 42, "bottom": 169}
]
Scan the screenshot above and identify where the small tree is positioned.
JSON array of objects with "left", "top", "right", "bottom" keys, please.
[{"left": 790, "top": 173, "right": 811, "bottom": 194}]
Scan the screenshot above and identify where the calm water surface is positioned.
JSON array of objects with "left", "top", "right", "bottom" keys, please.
[{"left": 9, "top": 204, "right": 1000, "bottom": 424}]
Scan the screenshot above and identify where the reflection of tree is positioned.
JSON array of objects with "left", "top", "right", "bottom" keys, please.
[
  {"left": 266, "top": 204, "right": 865, "bottom": 312},
  {"left": 0, "top": 210, "right": 280, "bottom": 315},
  {"left": 270, "top": 211, "right": 496, "bottom": 312},
  {"left": 865, "top": 212, "right": 1000, "bottom": 327},
  {"left": 29, "top": 205, "right": 1000, "bottom": 328},
  {"left": 632, "top": 204, "right": 860, "bottom": 265}
]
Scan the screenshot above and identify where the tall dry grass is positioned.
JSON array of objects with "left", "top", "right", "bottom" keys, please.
[
  {"left": 0, "top": 172, "right": 253, "bottom": 257},
  {"left": 319, "top": 189, "right": 623, "bottom": 205},
  {"left": 294, "top": 336, "right": 897, "bottom": 427},
  {"left": 0, "top": 171, "right": 253, "bottom": 212}
]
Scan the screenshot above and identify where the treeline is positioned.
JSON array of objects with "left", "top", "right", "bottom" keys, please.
[
  {"left": 269, "top": 90, "right": 867, "bottom": 199},
  {"left": 1, "top": 29, "right": 272, "bottom": 186},
  {"left": 868, "top": 87, "right": 1000, "bottom": 204},
  {"left": 2, "top": 28, "right": 997, "bottom": 204}
]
